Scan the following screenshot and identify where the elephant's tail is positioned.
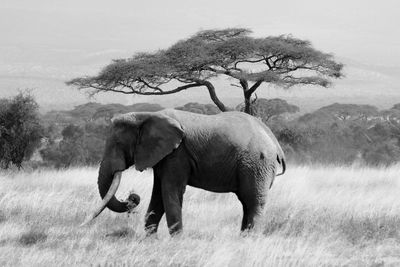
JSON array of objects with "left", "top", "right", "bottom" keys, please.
[
  {"left": 255, "top": 118, "right": 286, "bottom": 177},
  {"left": 276, "top": 155, "right": 286, "bottom": 176}
]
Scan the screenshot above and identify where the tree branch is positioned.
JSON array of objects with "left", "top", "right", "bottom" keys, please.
[
  {"left": 264, "top": 56, "right": 273, "bottom": 70},
  {"left": 246, "top": 80, "right": 263, "bottom": 96},
  {"left": 239, "top": 79, "right": 248, "bottom": 90},
  {"left": 119, "top": 81, "right": 203, "bottom": 95},
  {"left": 230, "top": 83, "right": 242, "bottom": 89},
  {"left": 80, "top": 80, "right": 203, "bottom": 96},
  {"left": 135, "top": 79, "right": 163, "bottom": 92},
  {"left": 234, "top": 58, "right": 265, "bottom": 69},
  {"left": 194, "top": 79, "right": 227, "bottom": 111}
]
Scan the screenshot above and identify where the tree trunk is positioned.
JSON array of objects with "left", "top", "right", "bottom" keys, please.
[
  {"left": 243, "top": 91, "right": 254, "bottom": 115},
  {"left": 201, "top": 81, "right": 227, "bottom": 112},
  {"left": 242, "top": 80, "right": 262, "bottom": 115},
  {"left": 244, "top": 95, "right": 252, "bottom": 115}
]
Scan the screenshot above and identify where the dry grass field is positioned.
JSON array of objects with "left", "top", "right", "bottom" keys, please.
[{"left": 1, "top": 165, "right": 400, "bottom": 266}]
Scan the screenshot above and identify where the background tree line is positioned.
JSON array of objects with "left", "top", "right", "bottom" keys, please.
[{"left": 1, "top": 92, "right": 400, "bottom": 170}]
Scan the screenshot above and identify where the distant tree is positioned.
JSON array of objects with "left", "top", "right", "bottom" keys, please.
[
  {"left": 68, "top": 102, "right": 103, "bottom": 122},
  {"left": 381, "top": 107, "right": 400, "bottom": 129},
  {"left": 40, "top": 123, "right": 108, "bottom": 168},
  {"left": 92, "top": 105, "right": 128, "bottom": 123},
  {"left": 276, "top": 125, "right": 311, "bottom": 153},
  {"left": 391, "top": 103, "right": 400, "bottom": 110},
  {"left": 297, "top": 109, "right": 336, "bottom": 127},
  {"left": 175, "top": 102, "right": 220, "bottom": 115},
  {"left": 362, "top": 139, "right": 400, "bottom": 166},
  {"left": 297, "top": 103, "right": 379, "bottom": 128},
  {"left": 317, "top": 103, "right": 378, "bottom": 121},
  {"left": 61, "top": 124, "right": 84, "bottom": 139},
  {"left": 0, "top": 93, "right": 43, "bottom": 169},
  {"left": 236, "top": 98, "right": 299, "bottom": 122},
  {"left": 127, "top": 103, "right": 164, "bottom": 112},
  {"left": 67, "top": 28, "right": 343, "bottom": 114},
  {"left": 40, "top": 124, "right": 85, "bottom": 168}
]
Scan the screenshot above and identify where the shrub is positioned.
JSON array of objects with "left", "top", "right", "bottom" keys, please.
[{"left": 0, "top": 93, "right": 44, "bottom": 169}]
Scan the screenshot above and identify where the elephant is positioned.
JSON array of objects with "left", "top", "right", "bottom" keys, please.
[{"left": 82, "top": 109, "right": 285, "bottom": 235}]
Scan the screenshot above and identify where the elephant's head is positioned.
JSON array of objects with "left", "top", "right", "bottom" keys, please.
[{"left": 82, "top": 112, "right": 184, "bottom": 225}]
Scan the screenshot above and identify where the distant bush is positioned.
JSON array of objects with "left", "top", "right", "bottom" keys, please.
[
  {"left": 40, "top": 123, "right": 108, "bottom": 168},
  {"left": 0, "top": 211, "right": 6, "bottom": 223},
  {"left": 175, "top": 102, "right": 220, "bottom": 115},
  {"left": 362, "top": 139, "right": 400, "bottom": 166}
]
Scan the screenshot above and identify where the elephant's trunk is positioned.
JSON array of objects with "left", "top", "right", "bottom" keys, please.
[
  {"left": 97, "top": 160, "right": 129, "bottom": 213},
  {"left": 80, "top": 160, "right": 130, "bottom": 226}
]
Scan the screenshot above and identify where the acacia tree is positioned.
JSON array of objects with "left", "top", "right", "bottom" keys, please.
[
  {"left": 318, "top": 103, "right": 378, "bottom": 121},
  {"left": 68, "top": 28, "right": 343, "bottom": 114}
]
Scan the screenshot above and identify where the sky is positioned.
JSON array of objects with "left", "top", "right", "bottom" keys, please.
[
  {"left": 1, "top": 0, "right": 399, "bottom": 65},
  {"left": 0, "top": 0, "right": 399, "bottom": 110}
]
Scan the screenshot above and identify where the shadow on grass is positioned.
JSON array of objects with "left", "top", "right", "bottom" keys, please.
[
  {"left": 105, "top": 227, "right": 138, "bottom": 239},
  {"left": 263, "top": 206, "right": 307, "bottom": 237},
  {"left": 340, "top": 215, "right": 400, "bottom": 245},
  {"left": 263, "top": 210, "right": 400, "bottom": 246},
  {"left": 264, "top": 216, "right": 306, "bottom": 237},
  {"left": 18, "top": 229, "right": 47, "bottom": 246},
  {"left": 0, "top": 211, "right": 6, "bottom": 223}
]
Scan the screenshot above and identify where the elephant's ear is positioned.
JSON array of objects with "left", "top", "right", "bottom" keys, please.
[{"left": 135, "top": 114, "right": 184, "bottom": 171}]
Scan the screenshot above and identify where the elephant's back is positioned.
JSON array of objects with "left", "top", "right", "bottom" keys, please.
[
  {"left": 164, "top": 109, "right": 275, "bottom": 152},
  {"left": 166, "top": 110, "right": 254, "bottom": 137}
]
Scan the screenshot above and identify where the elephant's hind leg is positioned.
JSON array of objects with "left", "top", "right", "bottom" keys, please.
[
  {"left": 145, "top": 174, "right": 165, "bottom": 235},
  {"left": 237, "top": 191, "right": 267, "bottom": 232},
  {"left": 236, "top": 163, "right": 275, "bottom": 232}
]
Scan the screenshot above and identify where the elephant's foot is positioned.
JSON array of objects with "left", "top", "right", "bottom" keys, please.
[
  {"left": 145, "top": 224, "right": 159, "bottom": 236},
  {"left": 168, "top": 224, "right": 183, "bottom": 236}
]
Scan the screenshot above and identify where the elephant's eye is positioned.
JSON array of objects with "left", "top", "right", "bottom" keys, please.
[
  {"left": 116, "top": 140, "right": 125, "bottom": 147},
  {"left": 113, "top": 139, "right": 124, "bottom": 148}
]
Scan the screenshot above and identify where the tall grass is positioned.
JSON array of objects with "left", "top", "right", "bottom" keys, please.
[{"left": 1, "top": 165, "right": 400, "bottom": 266}]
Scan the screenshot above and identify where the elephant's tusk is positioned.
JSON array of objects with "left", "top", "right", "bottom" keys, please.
[{"left": 80, "top": 171, "right": 122, "bottom": 227}]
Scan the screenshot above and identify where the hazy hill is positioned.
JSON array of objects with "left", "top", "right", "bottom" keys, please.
[{"left": 41, "top": 102, "right": 165, "bottom": 126}]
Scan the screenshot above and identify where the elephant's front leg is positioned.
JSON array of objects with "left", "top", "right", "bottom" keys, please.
[
  {"left": 161, "top": 180, "right": 186, "bottom": 235},
  {"left": 145, "top": 175, "right": 165, "bottom": 235},
  {"left": 157, "top": 148, "right": 190, "bottom": 235}
]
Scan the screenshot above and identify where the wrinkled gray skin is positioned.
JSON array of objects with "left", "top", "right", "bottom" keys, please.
[{"left": 96, "top": 109, "right": 285, "bottom": 235}]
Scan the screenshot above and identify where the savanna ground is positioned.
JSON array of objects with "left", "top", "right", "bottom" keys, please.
[{"left": 1, "top": 165, "right": 400, "bottom": 266}]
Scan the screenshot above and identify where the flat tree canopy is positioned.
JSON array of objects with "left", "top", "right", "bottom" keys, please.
[{"left": 68, "top": 28, "right": 343, "bottom": 114}]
